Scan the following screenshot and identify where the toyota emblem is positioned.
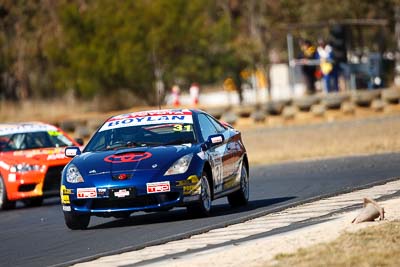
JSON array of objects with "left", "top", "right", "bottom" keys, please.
[{"left": 104, "top": 152, "right": 152, "bottom": 163}]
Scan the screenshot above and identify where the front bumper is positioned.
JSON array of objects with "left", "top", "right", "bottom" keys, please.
[
  {"left": 6, "top": 165, "right": 65, "bottom": 201},
  {"left": 62, "top": 174, "right": 201, "bottom": 215},
  {"left": 72, "top": 191, "right": 183, "bottom": 214},
  {"left": 6, "top": 171, "right": 44, "bottom": 201}
]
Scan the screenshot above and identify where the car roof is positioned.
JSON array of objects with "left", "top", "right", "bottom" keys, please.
[
  {"left": 107, "top": 108, "right": 198, "bottom": 121},
  {"left": 0, "top": 122, "right": 59, "bottom": 136},
  {"left": 98, "top": 109, "right": 199, "bottom": 132}
]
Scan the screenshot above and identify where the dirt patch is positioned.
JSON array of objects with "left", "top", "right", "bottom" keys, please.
[{"left": 241, "top": 114, "right": 400, "bottom": 165}]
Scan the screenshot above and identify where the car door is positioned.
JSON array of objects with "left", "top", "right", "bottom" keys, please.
[
  {"left": 206, "top": 115, "right": 241, "bottom": 181},
  {"left": 197, "top": 113, "right": 231, "bottom": 194}
]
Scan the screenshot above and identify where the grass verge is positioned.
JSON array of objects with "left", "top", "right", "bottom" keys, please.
[{"left": 267, "top": 221, "right": 400, "bottom": 267}]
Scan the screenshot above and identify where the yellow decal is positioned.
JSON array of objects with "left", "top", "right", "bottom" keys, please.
[
  {"left": 176, "top": 175, "right": 199, "bottom": 186},
  {"left": 60, "top": 185, "right": 72, "bottom": 204},
  {"left": 173, "top": 124, "right": 192, "bottom": 132},
  {"left": 48, "top": 130, "right": 61, "bottom": 136},
  {"left": 188, "top": 175, "right": 199, "bottom": 183},
  {"left": 177, "top": 175, "right": 200, "bottom": 195},
  {"left": 183, "top": 184, "right": 200, "bottom": 195},
  {"left": 60, "top": 185, "right": 73, "bottom": 195},
  {"left": 61, "top": 195, "right": 70, "bottom": 204}
]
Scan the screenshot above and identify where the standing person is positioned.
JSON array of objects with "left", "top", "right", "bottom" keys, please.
[
  {"left": 189, "top": 83, "right": 200, "bottom": 106},
  {"left": 298, "top": 39, "right": 318, "bottom": 94},
  {"left": 171, "top": 85, "right": 180, "bottom": 107},
  {"left": 317, "top": 38, "right": 339, "bottom": 92}
]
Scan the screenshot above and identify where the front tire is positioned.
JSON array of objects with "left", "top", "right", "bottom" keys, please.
[
  {"left": 227, "top": 164, "right": 249, "bottom": 207},
  {"left": 64, "top": 212, "right": 90, "bottom": 230},
  {"left": 0, "top": 176, "right": 16, "bottom": 210},
  {"left": 187, "top": 171, "right": 212, "bottom": 217}
]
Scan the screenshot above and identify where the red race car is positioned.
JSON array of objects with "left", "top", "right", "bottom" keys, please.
[{"left": 0, "top": 122, "right": 82, "bottom": 209}]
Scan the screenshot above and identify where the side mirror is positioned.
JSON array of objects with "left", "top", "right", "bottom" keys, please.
[
  {"left": 75, "top": 138, "right": 84, "bottom": 146},
  {"left": 202, "top": 134, "right": 224, "bottom": 150},
  {"left": 65, "top": 146, "right": 82, "bottom": 158}
]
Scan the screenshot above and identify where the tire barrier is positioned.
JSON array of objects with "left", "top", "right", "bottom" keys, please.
[
  {"left": 381, "top": 88, "right": 400, "bottom": 104},
  {"left": 351, "top": 90, "right": 381, "bottom": 107},
  {"left": 65, "top": 88, "right": 399, "bottom": 139},
  {"left": 371, "top": 99, "right": 386, "bottom": 112},
  {"left": 341, "top": 101, "right": 356, "bottom": 115},
  {"left": 282, "top": 106, "right": 298, "bottom": 120},
  {"left": 265, "top": 100, "right": 286, "bottom": 115},
  {"left": 321, "top": 92, "right": 350, "bottom": 110},
  {"left": 293, "top": 95, "right": 320, "bottom": 112},
  {"left": 204, "top": 107, "right": 225, "bottom": 119},
  {"left": 233, "top": 105, "right": 254, "bottom": 118},
  {"left": 221, "top": 110, "right": 238, "bottom": 126},
  {"left": 250, "top": 108, "right": 267, "bottom": 123},
  {"left": 311, "top": 104, "right": 326, "bottom": 117},
  {"left": 225, "top": 88, "right": 398, "bottom": 124}
]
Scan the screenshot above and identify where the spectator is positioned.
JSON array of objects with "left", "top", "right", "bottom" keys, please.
[
  {"left": 317, "top": 38, "right": 339, "bottom": 92},
  {"left": 189, "top": 83, "right": 200, "bottom": 106},
  {"left": 171, "top": 85, "right": 180, "bottom": 107},
  {"left": 298, "top": 39, "right": 318, "bottom": 94}
]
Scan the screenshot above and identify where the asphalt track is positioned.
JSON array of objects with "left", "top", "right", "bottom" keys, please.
[{"left": 1, "top": 152, "right": 399, "bottom": 267}]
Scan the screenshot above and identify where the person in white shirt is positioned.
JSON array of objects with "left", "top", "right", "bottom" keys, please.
[{"left": 317, "top": 38, "right": 339, "bottom": 92}]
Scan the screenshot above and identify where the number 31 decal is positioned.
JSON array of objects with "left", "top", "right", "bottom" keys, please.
[{"left": 173, "top": 124, "right": 192, "bottom": 132}]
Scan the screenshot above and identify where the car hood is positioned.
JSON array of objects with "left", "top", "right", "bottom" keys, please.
[
  {"left": 72, "top": 144, "right": 198, "bottom": 176},
  {"left": 0, "top": 147, "right": 69, "bottom": 165}
]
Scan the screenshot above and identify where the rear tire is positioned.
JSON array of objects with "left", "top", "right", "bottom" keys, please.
[
  {"left": 187, "top": 171, "right": 212, "bottom": 217},
  {"left": 227, "top": 164, "right": 249, "bottom": 207},
  {"left": 64, "top": 212, "right": 90, "bottom": 230},
  {"left": 0, "top": 176, "right": 16, "bottom": 210}
]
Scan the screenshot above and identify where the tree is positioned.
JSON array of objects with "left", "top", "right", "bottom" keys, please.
[{"left": 0, "top": 0, "right": 399, "bottom": 103}]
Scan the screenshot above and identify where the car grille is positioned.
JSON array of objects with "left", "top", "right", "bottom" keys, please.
[
  {"left": 43, "top": 165, "right": 65, "bottom": 195},
  {"left": 91, "top": 192, "right": 180, "bottom": 210},
  {"left": 18, "top": 184, "right": 36, "bottom": 192}
]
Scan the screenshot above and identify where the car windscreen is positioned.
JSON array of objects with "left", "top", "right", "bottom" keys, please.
[
  {"left": 84, "top": 123, "right": 196, "bottom": 152},
  {"left": 0, "top": 131, "right": 74, "bottom": 152}
]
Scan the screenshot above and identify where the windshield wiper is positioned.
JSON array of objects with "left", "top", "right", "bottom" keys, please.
[
  {"left": 106, "top": 141, "right": 140, "bottom": 150},
  {"left": 163, "top": 139, "right": 194, "bottom": 146},
  {"left": 138, "top": 141, "right": 163, "bottom": 147},
  {"left": 105, "top": 141, "right": 167, "bottom": 150}
]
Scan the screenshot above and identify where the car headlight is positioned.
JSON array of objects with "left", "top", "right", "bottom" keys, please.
[
  {"left": 10, "top": 163, "right": 41, "bottom": 173},
  {"left": 164, "top": 154, "right": 193, "bottom": 176},
  {"left": 65, "top": 164, "right": 84, "bottom": 183}
]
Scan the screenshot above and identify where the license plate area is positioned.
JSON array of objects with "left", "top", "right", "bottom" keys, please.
[{"left": 109, "top": 188, "right": 136, "bottom": 199}]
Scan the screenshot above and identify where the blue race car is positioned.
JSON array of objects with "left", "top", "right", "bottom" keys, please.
[{"left": 61, "top": 109, "right": 249, "bottom": 229}]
